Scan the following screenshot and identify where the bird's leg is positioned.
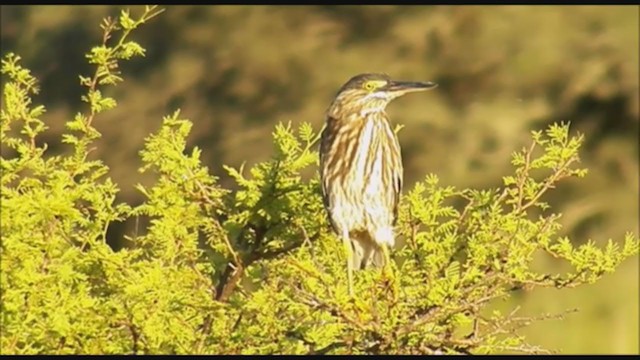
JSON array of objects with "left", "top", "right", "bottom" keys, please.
[
  {"left": 342, "top": 231, "right": 354, "bottom": 297},
  {"left": 381, "top": 245, "right": 398, "bottom": 301}
]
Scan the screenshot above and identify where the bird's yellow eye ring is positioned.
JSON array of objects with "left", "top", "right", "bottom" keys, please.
[
  {"left": 363, "top": 80, "right": 386, "bottom": 91},
  {"left": 364, "top": 81, "right": 376, "bottom": 91}
]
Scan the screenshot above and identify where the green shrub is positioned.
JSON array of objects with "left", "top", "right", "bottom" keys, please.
[{"left": 1, "top": 6, "right": 637, "bottom": 354}]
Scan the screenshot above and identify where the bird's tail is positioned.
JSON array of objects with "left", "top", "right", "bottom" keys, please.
[{"left": 350, "top": 231, "right": 386, "bottom": 270}]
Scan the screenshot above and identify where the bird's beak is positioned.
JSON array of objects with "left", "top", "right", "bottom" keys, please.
[{"left": 385, "top": 80, "right": 438, "bottom": 96}]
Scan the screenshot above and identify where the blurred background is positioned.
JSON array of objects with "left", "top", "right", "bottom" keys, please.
[{"left": 1, "top": 5, "right": 638, "bottom": 354}]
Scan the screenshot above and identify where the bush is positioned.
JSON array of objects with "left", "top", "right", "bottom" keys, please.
[{"left": 1, "top": 6, "right": 637, "bottom": 354}]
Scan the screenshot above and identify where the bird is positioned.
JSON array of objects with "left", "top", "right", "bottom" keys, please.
[{"left": 319, "top": 73, "right": 437, "bottom": 296}]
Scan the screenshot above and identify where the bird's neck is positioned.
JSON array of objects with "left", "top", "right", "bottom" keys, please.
[
  {"left": 327, "top": 105, "right": 388, "bottom": 126},
  {"left": 359, "top": 106, "right": 386, "bottom": 118}
]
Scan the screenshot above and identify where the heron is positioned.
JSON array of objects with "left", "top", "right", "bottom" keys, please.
[{"left": 319, "top": 73, "right": 437, "bottom": 295}]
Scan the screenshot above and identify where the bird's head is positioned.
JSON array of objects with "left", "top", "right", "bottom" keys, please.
[{"left": 328, "top": 73, "right": 437, "bottom": 117}]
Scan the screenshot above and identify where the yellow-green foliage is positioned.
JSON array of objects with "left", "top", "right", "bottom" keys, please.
[{"left": 1, "top": 7, "right": 638, "bottom": 355}]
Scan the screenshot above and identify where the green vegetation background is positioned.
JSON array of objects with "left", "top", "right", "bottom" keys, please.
[{"left": 1, "top": 5, "right": 638, "bottom": 353}]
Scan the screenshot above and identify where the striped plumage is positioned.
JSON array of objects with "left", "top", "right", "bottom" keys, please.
[
  {"left": 319, "top": 73, "right": 437, "bottom": 294},
  {"left": 320, "top": 93, "right": 403, "bottom": 269}
]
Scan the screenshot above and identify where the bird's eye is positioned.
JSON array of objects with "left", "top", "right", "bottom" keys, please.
[{"left": 363, "top": 80, "right": 386, "bottom": 91}]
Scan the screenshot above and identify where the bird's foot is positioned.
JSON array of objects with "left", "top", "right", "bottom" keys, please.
[{"left": 381, "top": 246, "right": 399, "bottom": 302}]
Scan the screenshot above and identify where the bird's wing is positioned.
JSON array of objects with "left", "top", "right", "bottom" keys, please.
[
  {"left": 391, "top": 163, "right": 402, "bottom": 226},
  {"left": 390, "top": 131, "right": 403, "bottom": 226},
  {"left": 319, "top": 122, "right": 340, "bottom": 234},
  {"left": 319, "top": 124, "right": 331, "bottom": 210}
]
